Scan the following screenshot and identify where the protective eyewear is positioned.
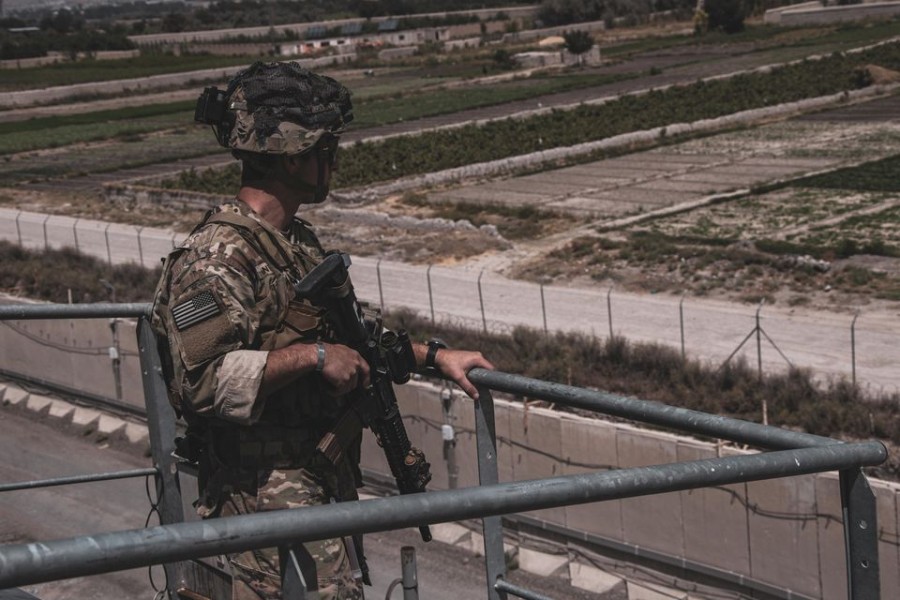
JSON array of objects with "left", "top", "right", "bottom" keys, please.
[{"left": 316, "top": 134, "right": 340, "bottom": 168}]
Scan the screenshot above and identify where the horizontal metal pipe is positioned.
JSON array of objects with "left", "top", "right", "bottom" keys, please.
[
  {"left": 0, "top": 303, "right": 151, "bottom": 320},
  {"left": 0, "top": 468, "right": 158, "bottom": 493},
  {"left": 468, "top": 369, "right": 836, "bottom": 451},
  {"left": 0, "top": 441, "right": 885, "bottom": 588},
  {"left": 495, "top": 579, "right": 553, "bottom": 600}
]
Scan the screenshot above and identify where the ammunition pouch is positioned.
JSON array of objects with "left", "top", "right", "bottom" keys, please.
[{"left": 207, "top": 425, "right": 319, "bottom": 471}]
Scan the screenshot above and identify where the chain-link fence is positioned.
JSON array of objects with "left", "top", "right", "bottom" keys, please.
[{"left": 3, "top": 208, "right": 897, "bottom": 396}]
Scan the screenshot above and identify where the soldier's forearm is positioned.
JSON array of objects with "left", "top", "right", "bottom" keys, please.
[{"left": 260, "top": 343, "right": 319, "bottom": 397}]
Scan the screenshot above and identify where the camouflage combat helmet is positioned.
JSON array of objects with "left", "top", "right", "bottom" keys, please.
[{"left": 195, "top": 61, "right": 353, "bottom": 156}]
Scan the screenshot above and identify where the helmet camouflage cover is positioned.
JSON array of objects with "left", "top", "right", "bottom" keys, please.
[{"left": 216, "top": 61, "right": 353, "bottom": 155}]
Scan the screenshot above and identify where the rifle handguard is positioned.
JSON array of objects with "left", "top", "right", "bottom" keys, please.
[{"left": 402, "top": 447, "right": 432, "bottom": 492}]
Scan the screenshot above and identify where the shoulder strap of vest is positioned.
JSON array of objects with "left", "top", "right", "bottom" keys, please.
[{"left": 204, "top": 210, "right": 296, "bottom": 273}]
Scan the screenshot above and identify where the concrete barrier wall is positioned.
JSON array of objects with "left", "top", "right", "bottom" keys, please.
[
  {"left": 0, "top": 208, "right": 181, "bottom": 270},
  {"left": 0, "top": 311, "right": 897, "bottom": 596},
  {"left": 0, "top": 314, "right": 144, "bottom": 409},
  {"left": 127, "top": 7, "right": 538, "bottom": 47},
  {"left": 0, "top": 50, "right": 141, "bottom": 70},
  {"left": 362, "top": 382, "right": 900, "bottom": 599},
  {"left": 773, "top": 1, "right": 900, "bottom": 26},
  {"left": 763, "top": 1, "right": 823, "bottom": 24}
]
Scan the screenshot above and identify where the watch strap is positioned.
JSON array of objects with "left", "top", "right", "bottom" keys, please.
[{"left": 425, "top": 339, "right": 447, "bottom": 370}]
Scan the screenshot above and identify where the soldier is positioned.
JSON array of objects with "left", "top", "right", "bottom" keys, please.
[{"left": 150, "top": 61, "right": 494, "bottom": 599}]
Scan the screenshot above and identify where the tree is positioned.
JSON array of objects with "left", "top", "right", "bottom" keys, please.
[
  {"left": 705, "top": 0, "right": 752, "bottom": 34},
  {"left": 40, "top": 8, "right": 83, "bottom": 34},
  {"left": 563, "top": 29, "right": 594, "bottom": 65},
  {"left": 161, "top": 12, "right": 189, "bottom": 33},
  {"left": 493, "top": 48, "right": 516, "bottom": 70}
]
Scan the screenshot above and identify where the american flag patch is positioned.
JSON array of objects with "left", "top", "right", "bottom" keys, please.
[{"left": 172, "top": 290, "right": 222, "bottom": 330}]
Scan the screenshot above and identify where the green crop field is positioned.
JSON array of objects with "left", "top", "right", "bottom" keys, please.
[
  {"left": 0, "top": 101, "right": 196, "bottom": 156},
  {"left": 0, "top": 54, "right": 254, "bottom": 93}
]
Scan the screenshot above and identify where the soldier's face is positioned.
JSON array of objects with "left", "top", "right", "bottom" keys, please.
[{"left": 285, "top": 151, "right": 332, "bottom": 204}]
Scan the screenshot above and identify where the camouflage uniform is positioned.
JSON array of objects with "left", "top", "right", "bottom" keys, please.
[{"left": 151, "top": 201, "right": 364, "bottom": 600}]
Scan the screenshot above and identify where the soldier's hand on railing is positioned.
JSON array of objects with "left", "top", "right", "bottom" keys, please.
[{"left": 434, "top": 349, "right": 494, "bottom": 400}]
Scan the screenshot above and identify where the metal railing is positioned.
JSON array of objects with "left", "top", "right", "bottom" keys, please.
[{"left": 0, "top": 303, "right": 888, "bottom": 600}]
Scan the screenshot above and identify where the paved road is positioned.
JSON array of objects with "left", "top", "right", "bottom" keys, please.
[
  {"left": 0, "top": 409, "right": 615, "bottom": 600},
  {"left": 0, "top": 410, "right": 154, "bottom": 599}
]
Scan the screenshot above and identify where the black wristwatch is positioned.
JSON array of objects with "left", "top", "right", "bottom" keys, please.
[{"left": 425, "top": 338, "right": 448, "bottom": 371}]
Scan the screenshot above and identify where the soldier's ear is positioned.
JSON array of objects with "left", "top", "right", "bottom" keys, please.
[{"left": 282, "top": 152, "right": 314, "bottom": 174}]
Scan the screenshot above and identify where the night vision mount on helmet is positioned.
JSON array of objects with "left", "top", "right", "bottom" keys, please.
[{"left": 194, "top": 61, "right": 353, "bottom": 157}]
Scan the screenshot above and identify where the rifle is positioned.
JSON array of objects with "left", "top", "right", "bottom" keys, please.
[{"left": 294, "top": 252, "right": 433, "bottom": 542}]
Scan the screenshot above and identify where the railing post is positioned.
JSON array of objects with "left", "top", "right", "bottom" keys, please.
[
  {"left": 840, "top": 468, "right": 880, "bottom": 599},
  {"left": 401, "top": 546, "right": 419, "bottom": 600},
  {"left": 137, "top": 316, "right": 186, "bottom": 595},
  {"left": 473, "top": 385, "right": 506, "bottom": 600},
  {"left": 679, "top": 293, "right": 686, "bottom": 360}
]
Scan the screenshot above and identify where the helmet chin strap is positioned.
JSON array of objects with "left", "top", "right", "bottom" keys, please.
[{"left": 314, "top": 151, "right": 329, "bottom": 203}]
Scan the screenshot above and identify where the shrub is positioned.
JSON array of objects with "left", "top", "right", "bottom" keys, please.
[{"left": 0, "top": 242, "right": 160, "bottom": 303}]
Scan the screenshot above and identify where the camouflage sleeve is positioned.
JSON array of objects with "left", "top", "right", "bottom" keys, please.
[
  {"left": 216, "top": 349, "right": 269, "bottom": 424},
  {"left": 166, "top": 233, "right": 272, "bottom": 423}
]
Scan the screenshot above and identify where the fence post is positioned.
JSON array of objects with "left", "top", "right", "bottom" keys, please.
[
  {"left": 477, "top": 270, "right": 487, "bottom": 334},
  {"left": 755, "top": 300, "right": 764, "bottom": 381},
  {"left": 136, "top": 227, "right": 144, "bottom": 267},
  {"left": 427, "top": 264, "right": 435, "bottom": 324},
  {"left": 756, "top": 301, "right": 767, "bottom": 426},
  {"left": 851, "top": 310, "right": 860, "bottom": 390},
  {"left": 540, "top": 283, "right": 547, "bottom": 335},
  {"left": 73, "top": 218, "right": 80, "bottom": 252},
  {"left": 376, "top": 259, "right": 385, "bottom": 314},
  {"left": 42, "top": 214, "right": 51, "bottom": 250},
  {"left": 15, "top": 210, "right": 22, "bottom": 246},
  {"left": 104, "top": 223, "right": 113, "bottom": 266},
  {"left": 607, "top": 287, "right": 614, "bottom": 339},
  {"left": 679, "top": 293, "right": 686, "bottom": 360}
]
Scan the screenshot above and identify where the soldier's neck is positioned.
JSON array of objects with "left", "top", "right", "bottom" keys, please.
[{"left": 237, "top": 185, "right": 300, "bottom": 231}]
